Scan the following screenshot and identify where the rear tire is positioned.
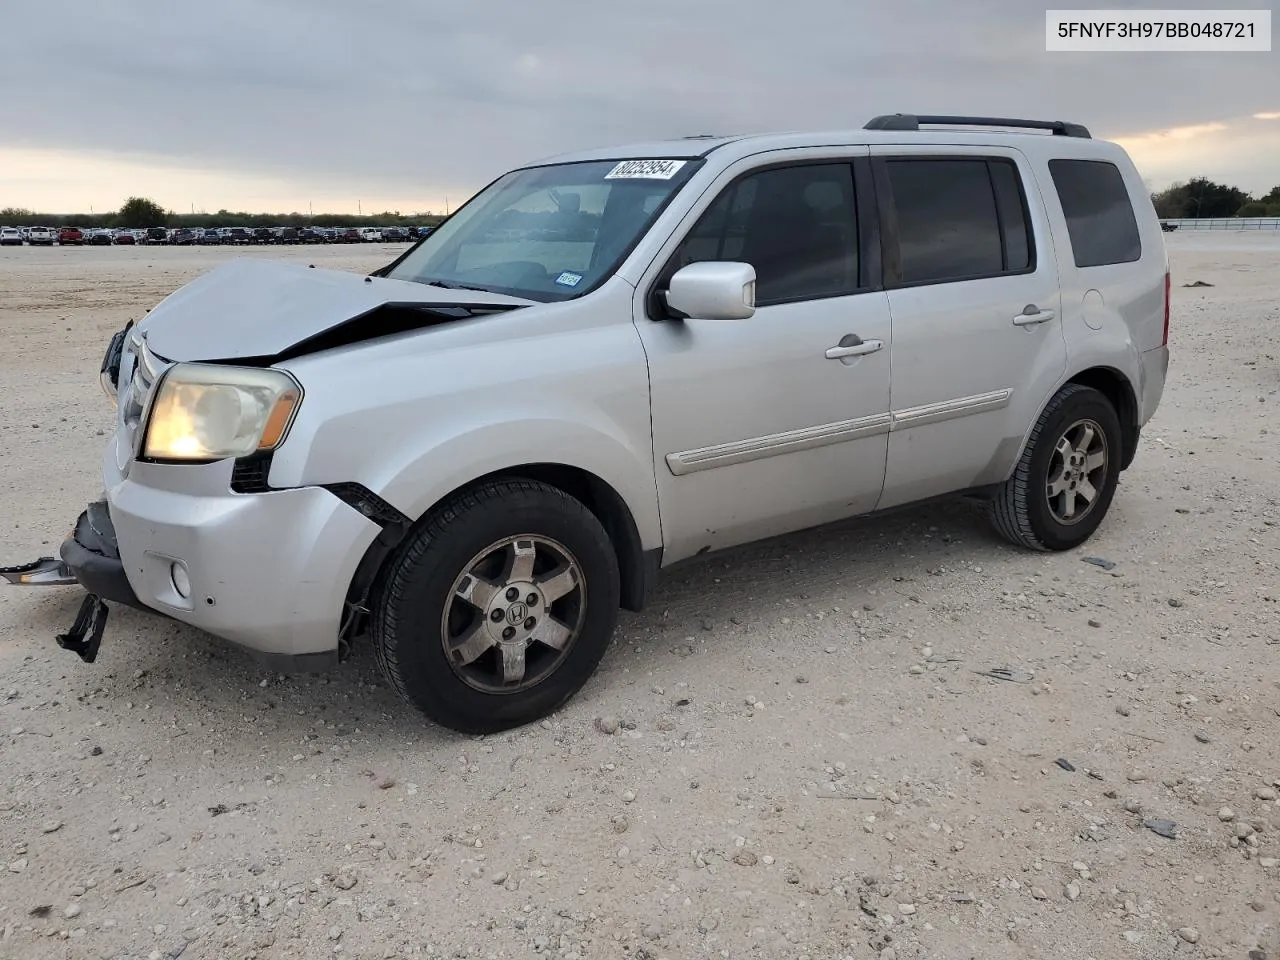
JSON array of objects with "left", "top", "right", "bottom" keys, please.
[
  {"left": 991, "top": 384, "right": 1122, "bottom": 551},
  {"left": 373, "top": 478, "right": 620, "bottom": 734}
]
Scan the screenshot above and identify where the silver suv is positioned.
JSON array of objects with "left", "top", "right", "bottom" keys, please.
[{"left": 4, "top": 114, "right": 1170, "bottom": 733}]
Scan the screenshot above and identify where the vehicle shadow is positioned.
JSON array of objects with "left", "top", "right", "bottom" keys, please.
[{"left": 9, "top": 495, "right": 1012, "bottom": 752}]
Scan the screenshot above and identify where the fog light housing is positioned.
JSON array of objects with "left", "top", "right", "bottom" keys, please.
[{"left": 170, "top": 561, "right": 191, "bottom": 599}]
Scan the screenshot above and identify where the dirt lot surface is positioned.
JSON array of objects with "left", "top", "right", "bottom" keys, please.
[{"left": 1, "top": 236, "right": 1278, "bottom": 960}]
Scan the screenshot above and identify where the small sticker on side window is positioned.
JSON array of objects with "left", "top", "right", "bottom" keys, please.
[
  {"left": 554, "top": 271, "right": 583, "bottom": 287},
  {"left": 604, "top": 159, "right": 687, "bottom": 180}
]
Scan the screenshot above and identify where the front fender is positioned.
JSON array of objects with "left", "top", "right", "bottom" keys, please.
[
  {"left": 370, "top": 415, "right": 663, "bottom": 550},
  {"left": 266, "top": 305, "right": 661, "bottom": 550}
]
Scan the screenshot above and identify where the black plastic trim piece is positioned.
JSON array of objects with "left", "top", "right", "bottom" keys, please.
[
  {"left": 865, "top": 114, "right": 1092, "bottom": 138},
  {"left": 231, "top": 452, "right": 275, "bottom": 493},
  {"left": 623, "top": 547, "right": 662, "bottom": 613},
  {"left": 865, "top": 114, "right": 1091, "bottom": 139},
  {"left": 322, "top": 483, "right": 412, "bottom": 529}
]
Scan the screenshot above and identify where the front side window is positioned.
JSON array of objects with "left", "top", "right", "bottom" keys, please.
[
  {"left": 885, "top": 157, "right": 1034, "bottom": 285},
  {"left": 1049, "top": 159, "right": 1141, "bottom": 268},
  {"left": 666, "top": 162, "right": 860, "bottom": 305},
  {"left": 386, "top": 158, "right": 700, "bottom": 302}
]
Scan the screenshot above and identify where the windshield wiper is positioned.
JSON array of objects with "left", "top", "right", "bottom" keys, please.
[{"left": 424, "top": 279, "right": 492, "bottom": 293}]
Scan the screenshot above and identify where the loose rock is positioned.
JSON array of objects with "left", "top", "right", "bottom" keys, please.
[
  {"left": 595, "top": 715, "right": 620, "bottom": 735},
  {"left": 1176, "top": 927, "right": 1200, "bottom": 944}
]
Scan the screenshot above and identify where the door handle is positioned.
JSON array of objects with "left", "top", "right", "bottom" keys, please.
[
  {"left": 825, "top": 335, "right": 884, "bottom": 359},
  {"left": 1012, "top": 306, "right": 1055, "bottom": 326}
]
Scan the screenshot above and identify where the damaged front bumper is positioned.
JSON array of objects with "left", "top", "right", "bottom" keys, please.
[{"left": 4, "top": 465, "right": 382, "bottom": 672}]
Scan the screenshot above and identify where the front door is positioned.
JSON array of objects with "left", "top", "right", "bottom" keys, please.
[{"left": 634, "top": 154, "right": 894, "bottom": 563}]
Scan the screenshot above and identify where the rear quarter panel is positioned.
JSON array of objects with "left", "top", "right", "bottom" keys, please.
[{"left": 1025, "top": 139, "right": 1167, "bottom": 425}]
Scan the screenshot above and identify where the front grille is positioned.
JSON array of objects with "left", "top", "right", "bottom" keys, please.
[{"left": 120, "top": 333, "right": 165, "bottom": 459}]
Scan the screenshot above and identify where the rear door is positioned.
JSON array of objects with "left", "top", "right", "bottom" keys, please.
[{"left": 869, "top": 146, "right": 1067, "bottom": 508}]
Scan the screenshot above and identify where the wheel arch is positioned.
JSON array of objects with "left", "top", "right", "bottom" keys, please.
[
  {"left": 1063, "top": 366, "right": 1140, "bottom": 470},
  {"left": 339, "top": 463, "right": 658, "bottom": 650}
]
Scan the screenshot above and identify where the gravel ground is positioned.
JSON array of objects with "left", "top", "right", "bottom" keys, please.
[{"left": 0, "top": 235, "right": 1278, "bottom": 960}]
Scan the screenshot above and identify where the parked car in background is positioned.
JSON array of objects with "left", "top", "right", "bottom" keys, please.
[
  {"left": 144, "top": 227, "right": 169, "bottom": 245},
  {"left": 27, "top": 226, "right": 57, "bottom": 245},
  {"left": 112, "top": 229, "right": 136, "bottom": 245},
  {"left": 339, "top": 227, "right": 362, "bottom": 243},
  {"left": 296, "top": 227, "right": 323, "bottom": 243},
  {"left": 276, "top": 226, "right": 299, "bottom": 244},
  {"left": 381, "top": 226, "right": 408, "bottom": 242},
  {"left": 86, "top": 229, "right": 113, "bottom": 245},
  {"left": 198, "top": 228, "right": 222, "bottom": 245},
  {"left": 220, "top": 227, "right": 251, "bottom": 245},
  {"left": 168, "top": 227, "right": 197, "bottom": 245},
  {"left": 59, "top": 227, "right": 85, "bottom": 245},
  {"left": 0, "top": 226, "right": 22, "bottom": 246},
  {"left": 250, "top": 227, "right": 275, "bottom": 244},
  {"left": 359, "top": 227, "right": 383, "bottom": 242}
]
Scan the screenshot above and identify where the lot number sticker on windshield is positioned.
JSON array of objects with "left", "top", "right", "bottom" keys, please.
[
  {"left": 555, "top": 271, "right": 583, "bottom": 287},
  {"left": 604, "top": 159, "right": 687, "bottom": 180}
]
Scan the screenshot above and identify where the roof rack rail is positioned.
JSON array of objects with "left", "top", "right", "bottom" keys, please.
[{"left": 864, "top": 114, "right": 1091, "bottom": 139}]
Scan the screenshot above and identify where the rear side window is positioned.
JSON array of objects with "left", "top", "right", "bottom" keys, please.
[
  {"left": 1048, "top": 159, "right": 1141, "bottom": 267},
  {"left": 884, "top": 157, "right": 1035, "bottom": 285}
]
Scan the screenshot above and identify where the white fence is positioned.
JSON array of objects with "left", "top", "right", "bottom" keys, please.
[{"left": 1160, "top": 217, "right": 1280, "bottom": 231}]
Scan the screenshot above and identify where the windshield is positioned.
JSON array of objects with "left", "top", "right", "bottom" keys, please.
[{"left": 386, "top": 158, "right": 702, "bottom": 302}]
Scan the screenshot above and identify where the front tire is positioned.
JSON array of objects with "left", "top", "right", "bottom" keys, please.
[
  {"left": 991, "top": 384, "right": 1122, "bottom": 551},
  {"left": 373, "top": 478, "right": 620, "bottom": 734}
]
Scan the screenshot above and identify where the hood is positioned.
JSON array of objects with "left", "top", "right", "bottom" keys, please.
[{"left": 136, "top": 258, "right": 533, "bottom": 362}]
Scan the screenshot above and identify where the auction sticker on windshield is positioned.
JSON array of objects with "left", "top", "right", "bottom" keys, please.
[{"left": 604, "top": 159, "right": 687, "bottom": 180}]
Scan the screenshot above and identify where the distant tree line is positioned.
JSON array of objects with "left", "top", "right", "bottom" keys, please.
[
  {"left": 1151, "top": 178, "right": 1280, "bottom": 219},
  {"left": 0, "top": 196, "right": 449, "bottom": 229},
  {"left": 5, "top": 178, "right": 1279, "bottom": 228}
]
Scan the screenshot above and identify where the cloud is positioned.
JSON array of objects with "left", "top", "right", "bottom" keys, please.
[
  {"left": 1254, "top": 111, "right": 1280, "bottom": 120},
  {"left": 1114, "top": 116, "right": 1280, "bottom": 192},
  {"left": 2, "top": 0, "right": 1278, "bottom": 210}
]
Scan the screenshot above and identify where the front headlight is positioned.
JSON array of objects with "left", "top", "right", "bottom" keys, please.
[{"left": 142, "top": 363, "right": 301, "bottom": 462}]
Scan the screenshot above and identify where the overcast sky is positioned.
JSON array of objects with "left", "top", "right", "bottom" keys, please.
[{"left": 1, "top": 0, "right": 1276, "bottom": 214}]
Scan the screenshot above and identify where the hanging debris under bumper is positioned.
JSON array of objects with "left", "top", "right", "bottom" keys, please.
[
  {"left": 0, "top": 556, "right": 76, "bottom": 586},
  {"left": 2, "top": 499, "right": 148, "bottom": 664}
]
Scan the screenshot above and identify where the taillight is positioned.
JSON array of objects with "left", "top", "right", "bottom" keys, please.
[{"left": 1162, "top": 270, "right": 1170, "bottom": 346}]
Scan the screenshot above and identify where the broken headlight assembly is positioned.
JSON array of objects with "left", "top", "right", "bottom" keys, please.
[{"left": 142, "top": 364, "right": 301, "bottom": 462}]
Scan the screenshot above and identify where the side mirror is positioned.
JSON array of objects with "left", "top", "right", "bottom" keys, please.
[{"left": 664, "top": 261, "right": 756, "bottom": 321}]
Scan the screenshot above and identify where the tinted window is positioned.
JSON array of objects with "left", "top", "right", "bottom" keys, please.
[
  {"left": 887, "top": 158, "right": 1036, "bottom": 284},
  {"left": 671, "top": 163, "right": 859, "bottom": 304},
  {"left": 1049, "top": 159, "right": 1141, "bottom": 267},
  {"left": 989, "top": 160, "right": 1032, "bottom": 272}
]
